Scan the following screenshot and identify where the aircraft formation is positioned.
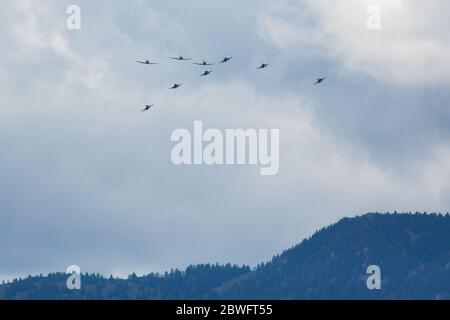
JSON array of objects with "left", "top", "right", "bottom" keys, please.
[{"left": 137, "top": 56, "right": 326, "bottom": 112}]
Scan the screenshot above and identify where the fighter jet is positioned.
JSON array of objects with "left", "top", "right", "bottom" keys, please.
[
  {"left": 314, "top": 77, "right": 326, "bottom": 85},
  {"left": 200, "top": 71, "right": 212, "bottom": 77},
  {"left": 136, "top": 60, "right": 158, "bottom": 65},
  {"left": 141, "top": 104, "right": 153, "bottom": 112},
  {"left": 193, "top": 60, "right": 216, "bottom": 66},
  {"left": 170, "top": 84, "right": 182, "bottom": 89},
  {"left": 257, "top": 63, "right": 270, "bottom": 69},
  {"left": 170, "top": 56, "right": 192, "bottom": 61},
  {"left": 219, "top": 57, "right": 232, "bottom": 63}
]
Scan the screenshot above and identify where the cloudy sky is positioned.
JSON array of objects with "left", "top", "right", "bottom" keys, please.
[{"left": 1, "top": 0, "right": 450, "bottom": 280}]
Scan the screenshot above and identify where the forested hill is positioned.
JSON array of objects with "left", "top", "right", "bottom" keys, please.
[
  {"left": 220, "top": 212, "right": 450, "bottom": 299},
  {"left": 1, "top": 213, "right": 449, "bottom": 300}
]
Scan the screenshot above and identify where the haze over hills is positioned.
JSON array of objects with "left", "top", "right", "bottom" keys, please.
[{"left": 1, "top": 213, "right": 449, "bottom": 300}]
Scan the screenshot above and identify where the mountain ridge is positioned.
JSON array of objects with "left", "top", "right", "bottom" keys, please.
[{"left": 1, "top": 212, "right": 449, "bottom": 300}]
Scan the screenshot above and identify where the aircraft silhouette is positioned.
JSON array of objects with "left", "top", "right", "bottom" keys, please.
[
  {"left": 200, "top": 71, "right": 212, "bottom": 76},
  {"left": 219, "top": 57, "right": 232, "bottom": 63},
  {"left": 136, "top": 60, "right": 158, "bottom": 65},
  {"left": 170, "top": 84, "right": 182, "bottom": 89},
  {"left": 141, "top": 104, "right": 153, "bottom": 112},
  {"left": 257, "top": 63, "right": 270, "bottom": 69},
  {"left": 314, "top": 77, "right": 326, "bottom": 85},
  {"left": 170, "top": 56, "right": 192, "bottom": 61},
  {"left": 193, "top": 60, "right": 216, "bottom": 66}
]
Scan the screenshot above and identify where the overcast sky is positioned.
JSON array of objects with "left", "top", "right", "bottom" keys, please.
[{"left": 1, "top": 0, "right": 450, "bottom": 281}]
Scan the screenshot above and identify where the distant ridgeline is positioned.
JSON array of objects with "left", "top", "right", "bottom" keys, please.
[{"left": 1, "top": 212, "right": 449, "bottom": 300}]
